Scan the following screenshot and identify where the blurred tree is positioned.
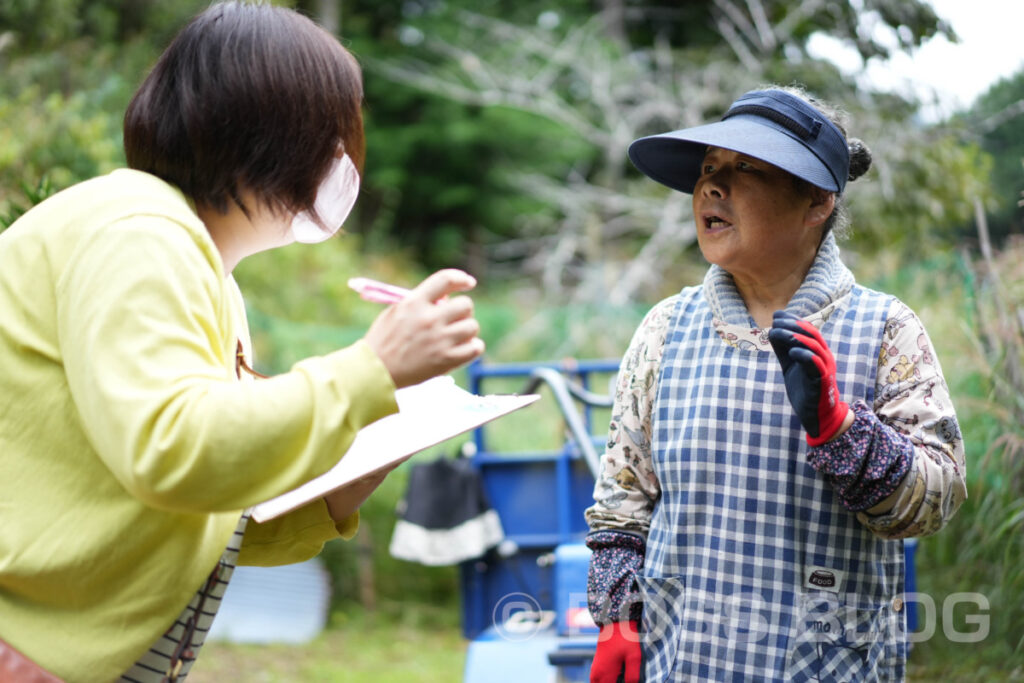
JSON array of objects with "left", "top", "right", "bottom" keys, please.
[
  {"left": 291, "top": 0, "right": 600, "bottom": 274},
  {"left": 369, "top": 0, "right": 983, "bottom": 304},
  {"left": 0, "top": 0, "right": 205, "bottom": 209},
  {"left": 964, "top": 68, "right": 1024, "bottom": 245},
  {"left": 0, "top": 0, "right": 992, "bottom": 296},
  {"left": 342, "top": 0, "right": 960, "bottom": 278},
  {"left": 3, "top": 0, "right": 980, "bottom": 283}
]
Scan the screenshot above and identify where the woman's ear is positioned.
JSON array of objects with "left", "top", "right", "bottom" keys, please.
[{"left": 804, "top": 189, "right": 835, "bottom": 229}]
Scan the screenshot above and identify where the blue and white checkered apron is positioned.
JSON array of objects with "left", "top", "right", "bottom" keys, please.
[{"left": 639, "top": 284, "right": 906, "bottom": 682}]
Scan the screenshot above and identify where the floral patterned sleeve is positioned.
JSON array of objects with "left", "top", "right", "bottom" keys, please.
[
  {"left": 584, "top": 296, "right": 676, "bottom": 534},
  {"left": 584, "top": 296, "right": 675, "bottom": 626},
  {"left": 854, "top": 299, "right": 968, "bottom": 538}
]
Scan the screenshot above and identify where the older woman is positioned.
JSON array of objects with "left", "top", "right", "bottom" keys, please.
[
  {"left": 585, "top": 87, "right": 966, "bottom": 682},
  {"left": 0, "top": 4, "right": 482, "bottom": 681}
]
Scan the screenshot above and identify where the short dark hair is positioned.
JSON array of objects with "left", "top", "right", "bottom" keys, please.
[{"left": 124, "top": 2, "right": 364, "bottom": 223}]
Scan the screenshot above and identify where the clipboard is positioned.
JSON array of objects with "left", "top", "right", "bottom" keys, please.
[{"left": 250, "top": 376, "right": 539, "bottom": 522}]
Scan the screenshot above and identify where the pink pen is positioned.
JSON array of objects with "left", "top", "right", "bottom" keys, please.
[{"left": 347, "top": 277, "right": 412, "bottom": 304}]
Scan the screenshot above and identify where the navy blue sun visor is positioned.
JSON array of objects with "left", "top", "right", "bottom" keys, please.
[{"left": 627, "top": 89, "right": 851, "bottom": 195}]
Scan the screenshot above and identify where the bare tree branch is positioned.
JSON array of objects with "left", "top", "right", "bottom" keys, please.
[
  {"left": 976, "top": 98, "right": 1024, "bottom": 135},
  {"left": 713, "top": 0, "right": 761, "bottom": 51},
  {"left": 365, "top": 10, "right": 748, "bottom": 303},
  {"left": 746, "top": 0, "right": 777, "bottom": 50},
  {"left": 710, "top": 7, "right": 762, "bottom": 71},
  {"left": 363, "top": 1, "right": 979, "bottom": 321},
  {"left": 609, "top": 192, "right": 693, "bottom": 305},
  {"left": 369, "top": 57, "right": 613, "bottom": 146},
  {"left": 773, "top": 0, "right": 826, "bottom": 43}
]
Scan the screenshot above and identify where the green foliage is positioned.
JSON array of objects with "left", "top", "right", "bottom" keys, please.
[
  {"left": 860, "top": 248, "right": 1024, "bottom": 675},
  {"left": 189, "top": 604, "right": 465, "bottom": 682},
  {"left": 320, "top": 462, "right": 464, "bottom": 610},
  {"left": 0, "top": 0, "right": 982, "bottom": 279},
  {"left": 0, "top": 0, "right": 201, "bottom": 49},
  {"left": 233, "top": 233, "right": 396, "bottom": 372},
  {"left": 848, "top": 0, "right": 952, "bottom": 59},
  {"left": 966, "top": 68, "right": 1024, "bottom": 243},
  {"left": 0, "top": 1, "right": 205, "bottom": 217},
  {"left": 356, "top": 90, "right": 587, "bottom": 270},
  {"left": 356, "top": 50, "right": 596, "bottom": 271},
  {"left": 0, "top": 0, "right": 95, "bottom": 49},
  {"left": 0, "top": 46, "right": 122, "bottom": 208},
  {"left": 848, "top": 121, "right": 993, "bottom": 254},
  {"left": 0, "top": 175, "right": 55, "bottom": 230}
]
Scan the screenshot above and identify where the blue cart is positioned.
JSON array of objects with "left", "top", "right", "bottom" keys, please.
[{"left": 459, "top": 359, "right": 918, "bottom": 682}]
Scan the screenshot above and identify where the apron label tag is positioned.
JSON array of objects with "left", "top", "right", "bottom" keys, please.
[{"left": 804, "top": 566, "right": 845, "bottom": 593}]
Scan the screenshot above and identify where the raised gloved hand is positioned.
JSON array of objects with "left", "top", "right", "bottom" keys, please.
[
  {"left": 767, "top": 310, "right": 851, "bottom": 447},
  {"left": 591, "top": 620, "right": 641, "bottom": 683}
]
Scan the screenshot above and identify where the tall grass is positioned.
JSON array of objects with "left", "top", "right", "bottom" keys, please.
[
  {"left": 929, "top": 237, "right": 1024, "bottom": 671},
  {"left": 859, "top": 240, "right": 1024, "bottom": 679}
]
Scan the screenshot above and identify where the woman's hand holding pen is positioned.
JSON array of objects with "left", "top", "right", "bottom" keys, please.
[{"left": 362, "top": 269, "right": 485, "bottom": 388}]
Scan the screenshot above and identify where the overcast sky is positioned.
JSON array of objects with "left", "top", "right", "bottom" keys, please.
[{"left": 808, "top": 0, "right": 1024, "bottom": 121}]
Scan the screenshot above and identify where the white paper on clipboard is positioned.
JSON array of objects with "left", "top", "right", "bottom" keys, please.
[{"left": 249, "top": 376, "right": 539, "bottom": 523}]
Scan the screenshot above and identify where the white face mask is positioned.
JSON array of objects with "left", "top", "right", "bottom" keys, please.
[{"left": 290, "top": 153, "right": 360, "bottom": 244}]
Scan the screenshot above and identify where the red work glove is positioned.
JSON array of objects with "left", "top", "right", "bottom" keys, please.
[
  {"left": 591, "top": 620, "right": 641, "bottom": 683},
  {"left": 768, "top": 311, "right": 850, "bottom": 447}
]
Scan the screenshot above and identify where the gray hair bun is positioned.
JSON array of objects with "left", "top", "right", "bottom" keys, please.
[{"left": 847, "top": 138, "right": 872, "bottom": 182}]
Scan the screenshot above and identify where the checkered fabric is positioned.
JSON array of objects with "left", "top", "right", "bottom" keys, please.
[
  {"left": 119, "top": 512, "right": 249, "bottom": 682},
  {"left": 640, "top": 282, "right": 907, "bottom": 682}
]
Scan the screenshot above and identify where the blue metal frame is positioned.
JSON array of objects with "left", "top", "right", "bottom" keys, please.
[
  {"left": 466, "top": 357, "right": 618, "bottom": 456},
  {"left": 460, "top": 358, "right": 618, "bottom": 641}
]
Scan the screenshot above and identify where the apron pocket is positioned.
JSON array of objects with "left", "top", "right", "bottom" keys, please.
[{"left": 786, "top": 591, "right": 893, "bottom": 683}]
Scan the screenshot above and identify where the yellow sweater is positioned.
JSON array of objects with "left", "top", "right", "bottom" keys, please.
[{"left": 0, "top": 170, "right": 398, "bottom": 681}]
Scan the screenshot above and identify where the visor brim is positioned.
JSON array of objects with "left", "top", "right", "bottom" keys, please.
[{"left": 628, "top": 115, "right": 842, "bottom": 194}]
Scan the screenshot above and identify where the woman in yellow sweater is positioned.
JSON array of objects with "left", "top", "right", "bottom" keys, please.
[{"left": 0, "top": 3, "right": 483, "bottom": 681}]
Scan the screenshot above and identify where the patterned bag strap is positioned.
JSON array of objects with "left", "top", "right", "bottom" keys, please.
[
  {"left": 161, "top": 338, "right": 253, "bottom": 681},
  {"left": 161, "top": 565, "right": 223, "bottom": 683},
  {"left": 236, "top": 339, "right": 267, "bottom": 379}
]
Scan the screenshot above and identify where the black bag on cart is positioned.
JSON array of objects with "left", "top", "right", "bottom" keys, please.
[{"left": 389, "top": 455, "right": 504, "bottom": 566}]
